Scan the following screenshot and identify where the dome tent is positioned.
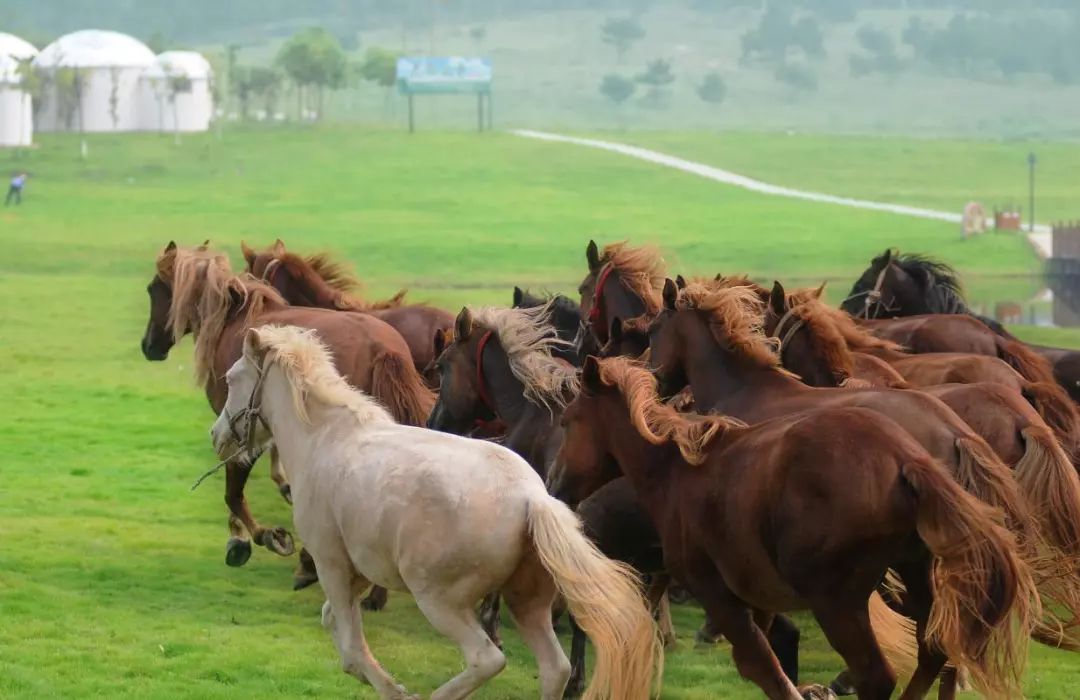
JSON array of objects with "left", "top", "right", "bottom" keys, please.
[
  {"left": 33, "top": 30, "right": 156, "bottom": 133},
  {"left": 0, "top": 32, "right": 39, "bottom": 147},
  {"left": 139, "top": 51, "right": 213, "bottom": 133}
]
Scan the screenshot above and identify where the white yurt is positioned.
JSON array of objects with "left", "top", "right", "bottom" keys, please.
[
  {"left": 0, "top": 32, "right": 38, "bottom": 147},
  {"left": 139, "top": 51, "right": 213, "bottom": 133},
  {"left": 33, "top": 30, "right": 155, "bottom": 132}
]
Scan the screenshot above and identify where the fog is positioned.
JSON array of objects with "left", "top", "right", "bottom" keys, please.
[{"left": 5, "top": 0, "right": 1080, "bottom": 137}]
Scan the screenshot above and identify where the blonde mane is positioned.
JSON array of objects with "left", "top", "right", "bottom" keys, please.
[
  {"left": 281, "top": 251, "right": 407, "bottom": 311},
  {"left": 599, "top": 242, "right": 667, "bottom": 315},
  {"left": 677, "top": 283, "right": 788, "bottom": 371},
  {"left": 470, "top": 301, "right": 580, "bottom": 412},
  {"left": 693, "top": 274, "right": 770, "bottom": 300},
  {"left": 596, "top": 356, "right": 744, "bottom": 465},
  {"left": 303, "top": 252, "right": 364, "bottom": 293},
  {"left": 252, "top": 325, "right": 394, "bottom": 427},
  {"left": 786, "top": 289, "right": 904, "bottom": 354},
  {"left": 160, "top": 246, "right": 284, "bottom": 385}
]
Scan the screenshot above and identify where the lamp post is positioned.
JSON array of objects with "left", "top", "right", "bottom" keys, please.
[{"left": 1028, "top": 152, "right": 1037, "bottom": 233}]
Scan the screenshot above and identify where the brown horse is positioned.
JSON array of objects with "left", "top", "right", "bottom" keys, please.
[
  {"left": 548, "top": 355, "right": 1035, "bottom": 700},
  {"left": 577, "top": 240, "right": 666, "bottom": 348},
  {"left": 141, "top": 243, "right": 433, "bottom": 585},
  {"left": 765, "top": 283, "right": 1080, "bottom": 646},
  {"left": 241, "top": 240, "right": 453, "bottom": 385}
]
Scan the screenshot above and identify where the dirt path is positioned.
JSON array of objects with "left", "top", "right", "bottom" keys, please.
[{"left": 513, "top": 129, "right": 1052, "bottom": 258}]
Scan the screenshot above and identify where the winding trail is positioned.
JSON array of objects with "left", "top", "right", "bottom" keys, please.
[{"left": 513, "top": 129, "right": 1052, "bottom": 259}]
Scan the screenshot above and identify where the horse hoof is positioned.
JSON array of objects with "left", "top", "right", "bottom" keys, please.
[
  {"left": 799, "top": 684, "right": 837, "bottom": 700},
  {"left": 293, "top": 571, "right": 319, "bottom": 591},
  {"left": 261, "top": 527, "right": 295, "bottom": 556},
  {"left": 360, "top": 588, "right": 388, "bottom": 611},
  {"left": 695, "top": 625, "right": 723, "bottom": 645},
  {"left": 225, "top": 538, "right": 252, "bottom": 567},
  {"left": 828, "top": 672, "right": 857, "bottom": 697},
  {"left": 279, "top": 483, "right": 293, "bottom": 505},
  {"left": 663, "top": 633, "right": 678, "bottom": 651}
]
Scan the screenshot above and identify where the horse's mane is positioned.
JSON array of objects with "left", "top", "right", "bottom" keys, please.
[
  {"left": 251, "top": 324, "right": 394, "bottom": 427},
  {"left": 162, "top": 246, "right": 284, "bottom": 385},
  {"left": 788, "top": 289, "right": 905, "bottom": 355},
  {"left": 596, "top": 356, "right": 744, "bottom": 465},
  {"left": 700, "top": 274, "right": 770, "bottom": 300},
  {"left": 277, "top": 251, "right": 407, "bottom": 311},
  {"left": 677, "top": 282, "right": 787, "bottom": 371},
  {"left": 599, "top": 242, "right": 666, "bottom": 314},
  {"left": 470, "top": 301, "right": 580, "bottom": 411},
  {"left": 302, "top": 252, "right": 363, "bottom": 293}
]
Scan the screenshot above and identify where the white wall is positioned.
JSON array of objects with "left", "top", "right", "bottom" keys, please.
[
  {"left": 138, "top": 77, "right": 212, "bottom": 132},
  {"left": 0, "top": 87, "right": 33, "bottom": 146},
  {"left": 36, "top": 66, "right": 146, "bottom": 133}
]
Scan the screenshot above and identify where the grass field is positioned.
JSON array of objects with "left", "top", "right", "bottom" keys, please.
[{"left": 2, "top": 126, "right": 1079, "bottom": 698}]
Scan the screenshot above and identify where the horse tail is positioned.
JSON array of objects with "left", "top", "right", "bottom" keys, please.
[
  {"left": 998, "top": 337, "right": 1057, "bottom": 385},
  {"left": 370, "top": 350, "right": 435, "bottom": 427},
  {"left": 1022, "top": 382, "right": 1080, "bottom": 457},
  {"left": 526, "top": 493, "right": 661, "bottom": 700},
  {"left": 900, "top": 457, "right": 1037, "bottom": 698},
  {"left": 954, "top": 437, "right": 1031, "bottom": 540},
  {"left": 868, "top": 591, "right": 917, "bottom": 677}
]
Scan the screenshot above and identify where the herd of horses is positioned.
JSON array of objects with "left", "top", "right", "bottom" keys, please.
[{"left": 140, "top": 239, "right": 1080, "bottom": 699}]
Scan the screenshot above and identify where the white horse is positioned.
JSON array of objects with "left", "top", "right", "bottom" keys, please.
[{"left": 210, "top": 325, "right": 661, "bottom": 700}]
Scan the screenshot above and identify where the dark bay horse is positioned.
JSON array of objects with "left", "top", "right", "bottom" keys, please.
[
  {"left": 241, "top": 240, "right": 453, "bottom": 385},
  {"left": 512, "top": 287, "right": 585, "bottom": 365},
  {"left": 577, "top": 240, "right": 666, "bottom": 348},
  {"left": 425, "top": 303, "right": 674, "bottom": 696},
  {"left": 844, "top": 248, "right": 1080, "bottom": 401},
  {"left": 548, "top": 355, "right": 1035, "bottom": 700},
  {"left": 765, "top": 284, "right": 1080, "bottom": 646},
  {"left": 141, "top": 243, "right": 433, "bottom": 601}
]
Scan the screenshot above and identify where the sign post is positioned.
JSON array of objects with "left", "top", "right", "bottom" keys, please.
[
  {"left": 1028, "top": 152, "right": 1037, "bottom": 233},
  {"left": 396, "top": 56, "right": 493, "bottom": 133}
]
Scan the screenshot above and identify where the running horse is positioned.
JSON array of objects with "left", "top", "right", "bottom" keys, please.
[
  {"left": 577, "top": 240, "right": 666, "bottom": 350},
  {"left": 843, "top": 248, "right": 1080, "bottom": 402},
  {"left": 241, "top": 239, "right": 453, "bottom": 386},
  {"left": 548, "top": 355, "right": 1035, "bottom": 700},
  {"left": 140, "top": 243, "right": 433, "bottom": 600},
  {"left": 210, "top": 325, "right": 662, "bottom": 700}
]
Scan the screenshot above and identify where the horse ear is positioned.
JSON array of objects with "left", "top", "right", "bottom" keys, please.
[
  {"left": 581, "top": 355, "right": 603, "bottom": 394},
  {"left": 714, "top": 273, "right": 723, "bottom": 281},
  {"left": 200, "top": 239, "right": 210, "bottom": 249},
  {"left": 610, "top": 316, "right": 623, "bottom": 344},
  {"left": 675, "top": 274, "right": 687, "bottom": 290},
  {"left": 272, "top": 239, "right": 286, "bottom": 257},
  {"left": 586, "top": 240, "right": 600, "bottom": 271},
  {"left": 512, "top": 286, "right": 524, "bottom": 307},
  {"left": 769, "top": 281, "right": 787, "bottom": 315},
  {"left": 240, "top": 241, "right": 256, "bottom": 267},
  {"left": 814, "top": 281, "right": 827, "bottom": 300},
  {"left": 882, "top": 248, "right": 894, "bottom": 264},
  {"left": 455, "top": 307, "right": 473, "bottom": 342},
  {"left": 433, "top": 328, "right": 448, "bottom": 357},
  {"left": 662, "top": 278, "right": 678, "bottom": 310},
  {"left": 164, "top": 240, "right": 177, "bottom": 253},
  {"left": 243, "top": 328, "right": 264, "bottom": 362}
]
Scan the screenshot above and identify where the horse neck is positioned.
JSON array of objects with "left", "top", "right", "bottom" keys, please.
[
  {"left": 686, "top": 331, "right": 807, "bottom": 414},
  {"left": 484, "top": 344, "right": 546, "bottom": 427},
  {"left": 284, "top": 263, "right": 350, "bottom": 309},
  {"left": 597, "top": 394, "right": 676, "bottom": 522}
]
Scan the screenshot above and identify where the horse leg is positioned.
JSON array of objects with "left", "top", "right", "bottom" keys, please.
[
  {"left": 318, "top": 554, "right": 413, "bottom": 698},
  {"left": 894, "top": 562, "right": 949, "bottom": 700},
  {"left": 696, "top": 612, "right": 725, "bottom": 645},
  {"left": 361, "top": 585, "right": 389, "bottom": 612},
  {"left": 937, "top": 666, "right": 958, "bottom": 700},
  {"left": 503, "top": 560, "right": 571, "bottom": 700},
  {"left": 224, "top": 457, "right": 294, "bottom": 558},
  {"left": 808, "top": 597, "right": 895, "bottom": 700},
  {"left": 414, "top": 595, "right": 507, "bottom": 700},
  {"left": 269, "top": 444, "right": 292, "bottom": 504},
  {"left": 645, "top": 574, "right": 677, "bottom": 650},
  {"left": 564, "top": 613, "right": 587, "bottom": 698},
  {"left": 765, "top": 613, "right": 801, "bottom": 685},
  {"left": 293, "top": 547, "right": 319, "bottom": 591},
  {"left": 225, "top": 513, "right": 252, "bottom": 567},
  {"left": 477, "top": 593, "right": 502, "bottom": 649},
  {"left": 690, "top": 579, "right": 803, "bottom": 700}
]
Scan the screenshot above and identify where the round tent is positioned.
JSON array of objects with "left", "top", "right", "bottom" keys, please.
[
  {"left": 33, "top": 30, "right": 155, "bottom": 133},
  {"left": 140, "top": 51, "right": 213, "bottom": 133},
  {"left": 0, "top": 32, "right": 39, "bottom": 147}
]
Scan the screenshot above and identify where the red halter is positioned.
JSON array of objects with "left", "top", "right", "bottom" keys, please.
[{"left": 587, "top": 263, "right": 616, "bottom": 334}]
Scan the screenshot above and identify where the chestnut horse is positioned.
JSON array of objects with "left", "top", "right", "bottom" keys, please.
[
  {"left": 577, "top": 240, "right": 666, "bottom": 349},
  {"left": 548, "top": 355, "right": 1035, "bottom": 700},
  {"left": 140, "top": 243, "right": 433, "bottom": 596},
  {"left": 765, "top": 284, "right": 1080, "bottom": 646},
  {"left": 241, "top": 239, "right": 453, "bottom": 385},
  {"left": 844, "top": 248, "right": 1080, "bottom": 401}
]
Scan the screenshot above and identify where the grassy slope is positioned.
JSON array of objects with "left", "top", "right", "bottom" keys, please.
[{"left": 1, "top": 127, "right": 1077, "bottom": 698}]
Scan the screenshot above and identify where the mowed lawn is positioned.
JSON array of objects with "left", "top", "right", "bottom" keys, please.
[{"left": 1, "top": 127, "right": 1078, "bottom": 699}]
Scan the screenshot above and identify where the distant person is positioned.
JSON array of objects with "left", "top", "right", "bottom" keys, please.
[{"left": 5, "top": 172, "right": 26, "bottom": 206}]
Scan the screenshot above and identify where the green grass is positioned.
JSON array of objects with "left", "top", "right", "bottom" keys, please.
[{"left": 2, "top": 126, "right": 1079, "bottom": 698}]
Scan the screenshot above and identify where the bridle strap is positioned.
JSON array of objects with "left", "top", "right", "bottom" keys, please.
[
  {"left": 840, "top": 263, "right": 893, "bottom": 320},
  {"left": 587, "top": 264, "right": 616, "bottom": 325},
  {"left": 260, "top": 258, "right": 284, "bottom": 291},
  {"left": 225, "top": 354, "right": 273, "bottom": 453},
  {"left": 772, "top": 308, "right": 805, "bottom": 360}
]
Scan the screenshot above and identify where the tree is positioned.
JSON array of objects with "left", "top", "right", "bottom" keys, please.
[
  {"left": 470, "top": 26, "right": 487, "bottom": 48},
  {"left": 276, "top": 27, "right": 348, "bottom": 120},
  {"left": 635, "top": 58, "right": 675, "bottom": 107},
  {"left": 146, "top": 31, "right": 168, "bottom": 54},
  {"left": 167, "top": 73, "right": 193, "bottom": 144},
  {"left": 793, "top": 16, "right": 825, "bottom": 60},
  {"left": 696, "top": 72, "right": 726, "bottom": 105},
  {"left": 775, "top": 62, "right": 818, "bottom": 94},
  {"left": 248, "top": 67, "right": 282, "bottom": 118},
  {"left": 601, "top": 17, "right": 646, "bottom": 64},
  {"left": 358, "top": 47, "right": 400, "bottom": 118},
  {"left": 599, "top": 74, "right": 635, "bottom": 128}
]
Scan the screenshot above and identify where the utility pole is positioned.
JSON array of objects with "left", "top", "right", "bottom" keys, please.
[{"left": 1028, "top": 152, "right": 1037, "bottom": 233}]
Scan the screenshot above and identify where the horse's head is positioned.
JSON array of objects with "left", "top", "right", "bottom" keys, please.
[
  {"left": 598, "top": 315, "right": 651, "bottom": 360},
  {"left": 844, "top": 248, "right": 964, "bottom": 319},
  {"left": 512, "top": 289, "right": 585, "bottom": 365},
  {"left": 577, "top": 240, "right": 655, "bottom": 347},
  {"left": 141, "top": 241, "right": 180, "bottom": 361},
  {"left": 644, "top": 279, "right": 692, "bottom": 399},
  {"left": 241, "top": 239, "right": 311, "bottom": 304},
  {"left": 210, "top": 328, "right": 273, "bottom": 460},
  {"left": 426, "top": 308, "right": 497, "bottom": 434},
  {"left": 547, "top": 356, "right": 622, "bottom": 505},
  {"left": 762, "top": 281, "right": 839, "bottom": 387}
]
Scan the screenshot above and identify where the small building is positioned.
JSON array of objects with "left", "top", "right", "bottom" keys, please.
[
  {"left": 0, "top": 32, "right": 39, "bottom": 147},
  {"left": 33, "top": 30, "right": 156, "bottom": 133},
  {"left": 139, "top": 51, "right": 213, "bottom": 133}
]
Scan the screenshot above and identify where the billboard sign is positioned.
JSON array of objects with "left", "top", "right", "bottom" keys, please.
[{"left": 396, "top": 56, "right": 492, "bottom": 94}]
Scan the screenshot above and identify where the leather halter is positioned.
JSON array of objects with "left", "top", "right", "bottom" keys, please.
[
  {"left": 222, "top": 355, "right": 273, "bottom": 455},
  {"left": 842, "top": 264, "right": 893, "bottom": 319},
  {"left": 260, "top": 258, "right": 284, "bottom": 291},
  {"left": 772, "top": 308, "right": 805, "bottom": 360},
  {"left": 588, "top": 264, "right": 616, "bottom": 325}
]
